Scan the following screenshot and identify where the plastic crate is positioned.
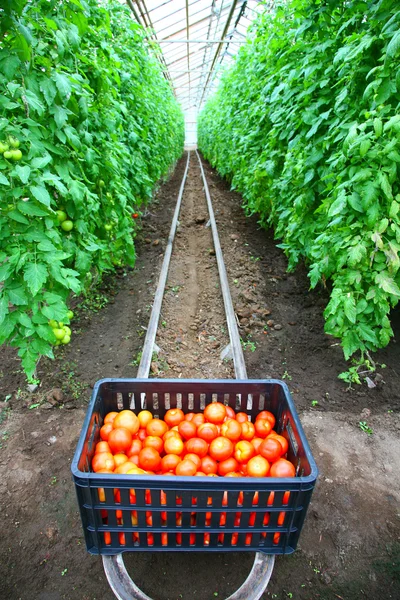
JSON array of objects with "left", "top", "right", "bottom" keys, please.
[{"left": 71, "top": 378, "right": 318, "bottom": 555}]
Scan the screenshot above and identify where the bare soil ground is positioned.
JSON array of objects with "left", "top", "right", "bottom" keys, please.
[{"left": 0, "top": 153, "right": 399, "bottom": 600}]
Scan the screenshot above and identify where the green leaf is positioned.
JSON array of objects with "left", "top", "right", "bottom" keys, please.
[
  {"left": 53, "top": 72, "right": 72, "bottom": 100},
  {"left": 42, "top": 302, "right": 68, "bottom": 322},
  {"left": 342, "top": 331, "right": 360, "bottom": 360},
  {"left": 386, "top": 30, "right": 400, "bottom": 58},
  {"left": 23, "top": 262, "right": 48, "bottom": 296},
  {"left": 53, "top": 105, "right": 69, "bottom": 129},
  {"left": 8, "top": 285, "right": 28, "bottom": 305},
  {"left": 31, "top": 155, "right": 52, "bottom": 169},
  {"left": 17, "top": 201, "right": 49, "bottom": 217},
  {"left": 37, "top": 239, "right": 57, "bottom": 252},
  {"left": 348, "top": 244, "right": 366, "bottom": 266},
  {"left": 8, "top": 210, "right": 29, "bottom": 224},
  {"left": 357, "top": 322, "right": 378, "bottom": 345},
  {"left": 376, "top": 272, "right": 400, "bottom": 296},
  {"left": 0, "top": 295, "right": 9, "bottom": 326},
  {"left": 15, "top": 165, "right": 31, "bottom": 184},
  {"left": 344, "top": 295, "right": 357, "bottom": 323},
  {"left": 19, "top": 312, "right": 32, "bottom": 328},
  {"left": 30, "top": 185, "right": 51, "bottom": 207},
  {"left": 21, "top": 348, "right": 38, "bottom": 378},
  {"left": 0, "top": 172, "right": 10, "bottom": 185},
  {"left": 389, "top": 201, "right": 399, "bottom": 219},
  {"left": 24, "top": 89, "right": 45, "bottom": 116}
]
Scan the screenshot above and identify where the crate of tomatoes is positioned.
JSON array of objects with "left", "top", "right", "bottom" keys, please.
[{"left": 71, "top": 379, "right": 318, "bottom": 555}]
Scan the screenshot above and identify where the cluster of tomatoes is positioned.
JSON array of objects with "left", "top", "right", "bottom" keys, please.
[{"left": 93, "top": 403, "right": 295, "bottom": 548}]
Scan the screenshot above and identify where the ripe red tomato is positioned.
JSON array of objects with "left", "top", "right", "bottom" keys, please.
[
  {"left": 178, "top": 420, "right": 197, "bottom": 440},
  {"left": 240, "top": 421, "right": 255, "bottom": 441},
  {"left": 108, "top": 427, "right": 133, "bottom": 454},
  {"left": 254, "top": 418, "right": 272, "bottom": 438},
  {"left": 259, "top": 437, "right": 283, "bottom": 462},
  {"left": 235, "top": 412, "right": 248, "bottom": 424},
  {"left": 221, "top": 418, "right": 242, "bottom": 442},
  {"left": 146, "top": 419, "right": 168, "bottom": 437},
  {"left": 144, "top": 435, "right": 164, "bottom": 454},
  {"left": 127, "top": 439, "right": 142, "bottom": 457},
  {"left": 176, "top": 458, "right": 197, "bottom": 476},
  {"left": 270, "top": 458, "right": 295, "bottom": 478},
  {"left": 132, "top": 213, "right": 139, "bottom": 219},
  {"left": 164, "top": 408, "right": 185, "bottom": 427},
  {"left": 161, "top": 454, "right": 181, "bottom": 472},
  {"left": 164, "top": 435, "right": 184, "bottom": 455},
  {"left": 234, "top": 440, "right": 255, "bottom": 463},
  {"left": 200, "top": 455, "right": 218, "bottom": 475},
  {"left": 95, "top": 441, "right": 111, "bottom": 453},
  {"left": 247, "top": 455, "right": 270, "bottom": 477},
  {"left": 218, "top": 457, "right": 239, "bottom": 476},
  {"left": 185, "top": 437, "right": 209, "bottom": 458},
  {"left": 100, "top": 423, "right": 113, "bottom": 441},
  {"left": 197, "top": 422, "right": 218, "bottom": 442},
  {"left": 204, "top": 402, "right": 227, "bottom": 424},
  {"left": 209, "top": 436, "right": 234, "bottom": 461},
  {"left": 256, "top": 410, "right": 276, "bottom": 429},
  {"left": 268, "top": 433, "right": 289, "bottom": 455},
  {"left": 104, "top": 411, "right": 118, "bottom": 425},
  {"left": 251, "top": 437, "right": 263, "bottom": 454},
  {"left": 113, "top": 410, "right": 140, "bottom": 435},
  {"left": 92, "top": 452, "right": 115, "bottom": 472},
  {"left": 184, "top": 453, "right": 201, "bottom": 469},
  {"left": 138, "top": 447, "right": 161, "bottom": 471},
  {"left": 192, "top": 413, "right": 205, "bottom": 427}
]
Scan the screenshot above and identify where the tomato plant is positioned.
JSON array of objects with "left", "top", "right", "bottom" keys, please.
[
  {"left": 198, "top": 0, "right": 400, "bottom": 373},
  {"left": 0, "top": 0, "right": 184, "bottom": 379}
]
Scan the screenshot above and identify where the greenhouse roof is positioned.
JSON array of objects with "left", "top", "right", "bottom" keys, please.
[{"left": 126, "top": 0, "right": 263, "bottom": 114}]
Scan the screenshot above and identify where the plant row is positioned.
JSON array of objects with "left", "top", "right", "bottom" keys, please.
[
  {"left": 0, "top": 0, "right": 184, "bottom": 377},
  {"left": 198, "top": 0, "right": 400, "bottom": 370}
]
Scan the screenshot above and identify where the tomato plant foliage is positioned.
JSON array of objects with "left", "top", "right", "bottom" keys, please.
[
  {"left": 199, "top": 0, "right": 400, "bottom": 363},
  {"left": 0, "top": 0, "right": 184, "bottom": 378}
]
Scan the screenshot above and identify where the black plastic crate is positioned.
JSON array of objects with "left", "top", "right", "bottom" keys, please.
[{"left": 71, "top": 379, "right": 318, "bottom": 555}]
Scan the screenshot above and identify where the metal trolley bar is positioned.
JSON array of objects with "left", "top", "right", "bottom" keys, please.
[{"left": 102, "top": 152, "right": 275, "bottom": 599}]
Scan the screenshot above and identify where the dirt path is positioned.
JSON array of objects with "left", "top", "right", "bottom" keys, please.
[{"left": 0, "top": 153, "right": 399, "bottom": 600}]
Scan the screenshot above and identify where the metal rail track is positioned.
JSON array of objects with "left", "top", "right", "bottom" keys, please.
[{"left": 102, "top": 151, "right": 275, "bottom": 599}]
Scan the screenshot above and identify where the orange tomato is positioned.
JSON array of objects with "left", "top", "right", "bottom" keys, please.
[
  {"left": 221, "top": 418, "right": 242, "bottom": 442},
  {"left": 144, "top": 435, "right": 164, "bottom": 454},
  {"left": 178, "top": 420, "right": 197, "bottom": 440},
  {"left": 269, "top": 458, "right": 295, "bottom": 478},
  {"left": 184, "top": 412, "right": 195, "bottom": 421},
  {"left": 234, "top": 440, "right": 255, "bottom": 463},
  {"left": 225, "top": 406, "right": 236, "bottom": 420},
  {"left": 192, "top": 413, "right": 205, "bottom": 427},
  {"left": 163, "top": 430, "right": 181, "bottom": 441},
  {"left": 127, "top": 439, "right": 143, "bottom": 457},
  {"left": 164, "top": 408, "right": 185, "bottom": 427},
  {"left": 108, "top": 427, "right": 132, "bottom": 454},
  {"left": 115, "top": 461, "right": 137, "bottom": 474},
  {"left": 200, "top": 455, "right": 218, "bottom": 475},
  {"left": 113, "top": 410, "right": 140, "bottom": 435},
  {"left": 203, "top": 402, "right": 227, "bottom": 424},
  {"left": 268, "top": 433, "right": 289, "bottom": 455},
  {"left": 146, "top": 419, "right": 168, "bottom": 438},
  {"left": 254, "top": 418, "right": 272, "bottom": 439},
  {"left": 104, "top": 411, "right": 118, "bottom": 425},
  {"left": 247, "top": 455, "right": 270, "bottom": 477},
  {"left": 95, "top": 441, "right": 111, "bottom": 453},
  {"left": 209, "top": 436, "right": 234, "bottom": 461},
  {"left": 176, "top": 458, "right": 197, "bottom": 476},
  {"left": 161, "top": 454, "right": 181, "bottom": 473},
  {"left": 113, "top": 454, "right": 129, "bottom": 468},
  {"left": 259, "top": 437, "right": 283, "bottom": 462},
  {"left": 164, "top": 435, "right": 184, "bottom": 455},
  {"left": 251, "top": 437, "right": 264, "bottom": 454},
  {"left": 256, "top": 410, "right": 276, "bottom": 429},
  {"left": 235, "top": 412, "right": 248, "bottom": 424},
  {"left": 218, "top": 457, "right": 239, "bottom": 476},
  {"left": 241, "top": 421, "right": 255, "bottom": 441},
  {"left": 100, "top": 423, "right": 113, "bottom": 441},
  {"left": 197, "top": 422, "right": 219, "bottom": 443},
  {"left": 184, "top": 452, "right": 202, "bottom": 469},
  {"left": 137, "top": 410, "right": 153, "bottom": 429},
  {"left": 92, "top": 452, "right": 115, "bottom": 472},
  {"left": 185, "top": 437, "right": 208, "bottom": 458},
  {"left": 138, "top": 447, "right": 161, "bottom": 471}
]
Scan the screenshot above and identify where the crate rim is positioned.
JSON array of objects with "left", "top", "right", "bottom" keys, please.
[{"left": 71, "top": 377, "right": 318, "bottom": 485}]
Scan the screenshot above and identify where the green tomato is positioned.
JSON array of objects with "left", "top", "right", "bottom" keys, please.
[
  {"left": 8, "top": 136, "right": 20, "bottom": 149},
  {"left": 63, "top": 326, "right": 72, "bottom": 336},
  {"left": 0, "top": 142, "right": 9, "bottom": 153},
  {"left": 99, "top": 179, "right": 105, "bottom": 188},
  {"left": 61, "top": 335, "right": 71, "bottom": 345},
  {"left": 67, "top": 310, "right": 74, "bottom": 320},
  {"left": 53, "top": 328, "right": 66, "bottom": 340},
  {"left": 105, "top": 223, "right": 113, "bottom": 231},
  {"left": 56, "top": 210, "right": 67, "bottom": 223},
  {"left": 106, "top": 192, "right": 112, "bottom": 200},
  {"left": 10, "top": 149, "right": 22, "bottom": 161},
  {"left": 3, "top": 150, "right": 13, "bottom": 160},
  {"left": 61, "top": 220, "right": 73, "bottom": 232},
  {"left": 49, "top": 319, "right": 58, "bottom": 329},
  {"left": 55, "top": 340, "right": 62, "bottom": 346}
]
